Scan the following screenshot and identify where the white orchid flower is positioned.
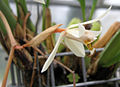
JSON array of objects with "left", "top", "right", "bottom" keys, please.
[
  {"left": 41, "top": 6, "right": 111, "bottom": 73},
  {"left": 33, "top": 0, "right": 45, "bottom": 4}
]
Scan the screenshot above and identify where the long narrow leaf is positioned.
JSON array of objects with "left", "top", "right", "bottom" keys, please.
[
  {"left": 45, "top": 8, "right": 55, "bottom": 53},
  {"left": 14, "top": 0, "right": 24, "bottom": 25},
  {"left": 46, "top": 0, "right": 50, "bottom": 8},
  {"left": 3, "top": 0, "right": 11, "bottom": 11},
  {"left": 42, "top": 0, "right": 50, "bottom": 31},
  {"left": 78, "top": 0, "right": 86, "bottom": 21},
  {"left": 0, "top": 0, "right": 16, "bottom": 31},
  {"left": 98, "top": 30, "right": 120, "bottom": 67},
  {"left": 89, "top": 0, "right": 98, "bottom": 20},
  {"left": 42, "top": 4, "right": 46, "bottom": 31},
  {"left": 0, "top": 18, "right": 7, "bottom": 35}
]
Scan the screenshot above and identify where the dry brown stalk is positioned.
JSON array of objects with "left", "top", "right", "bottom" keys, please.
[
  {"left": 2, "top": 47, "right": 15, "bottom": 87},
  {"left": 0, "top": 6, "right": 65, "bottom": 87},
  {"left": 0, "top": 11, "right": 33, "bottom": 87},
  {"left": 0, "top": 11, "right": 18, "bottom": 87},
  {"left": 45, "top": 8, "right": 55, "bottom": 53},
  {"left": 30, "top": 51, "right": 37, "bottom": 87},
  {"left": 23, "top": 12, "right": 31, "bottom": 41},
  {"left": 0, "top": 11, "right": 17, "bottom": 46}
]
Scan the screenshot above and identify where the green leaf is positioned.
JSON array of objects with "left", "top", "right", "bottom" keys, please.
[
  {"left": 42, "top": 4, "right": 46, "bottom": 31},
  {"left": 42, "top": 0, "right": 50, "bottom": 31},
  {"left": 67, "top": 73, "right": 80, "bottom": 83},
  {"left": 68, "top": 18, "right": 81, "bottom": 28},
  {"left": 17, "top": 0, "right": 28, "bottom": 14},
  {"left": 85, "top": 56, "right": 91, "bottom": 68},
  {"left": 14, "top": 0, "right": 24, "bottom": 25},
  {"left": 3, "top": 0, "right": 11, "bottom": 10},
  {"left": 89, "top": 0, "right": 98, "bottom": 20},
  {"left": 90, "top": 21, "right": 101, "bottom": 44},
  {"left": 0, "top": 18, "right": 7, "bottom": 35},
  {"left": 98, "top": 30, "right": 120, "bottom": 67},
  {"left": 58, "top": 44, "right": 65, "bottom": 52},
  {"left": 78, "top": 0, "right": 86, "bottom": 21},
  {"left": 46, "top": 0, "right": 50, "bottom": 8},
  {"left": 0, "top": 1, "right": 16, "bottom": 32},
  {"left": 51, "top": 22, "right": 56, "bottom": 44},
  {"left": 91, "top": 21, "right": 101, "bottom": 31}
]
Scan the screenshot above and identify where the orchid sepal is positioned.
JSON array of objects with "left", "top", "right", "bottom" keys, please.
[
  {"left": 33, "top": 0, "right": 45, "bottom": 4},
  {"left": 41, "top": 32, "right": 65, "bottom": 73},
  {"left": 68, "top": 5, "right": 112, "bottom": 29}
]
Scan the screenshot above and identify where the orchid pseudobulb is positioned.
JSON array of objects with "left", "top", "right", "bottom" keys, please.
[{"left": 41, "top": 6, "right": 112, "bottom": 73}]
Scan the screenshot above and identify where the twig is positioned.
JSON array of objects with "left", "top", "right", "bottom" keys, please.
[
  {"left": 33, "top": 47, "right": 76, "bottom": 87},
  {"left": 54, "top": 60, "right": 76, "bottom": 87},
  {"left": 2, "top": 47, "right": 15, "bottom": 87},
  {"left": 30, "top": 50, "right": 37, "bottom": 87},
  {"left": 35, "top": 4, "right": 42, "bottom": 34},
  {"left": 0, "top": 11, "right": 18, "bottom": 87},
  {"left": 23, "top": 12, "right": 30, "bottom": 41}
]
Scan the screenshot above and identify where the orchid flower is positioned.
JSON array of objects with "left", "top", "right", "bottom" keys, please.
[
  {"left": 41, "top": 6, "right": 112, "bottom": 73},
  {"left": 33, "top": 0, "right": 45, "bottom": 4}
]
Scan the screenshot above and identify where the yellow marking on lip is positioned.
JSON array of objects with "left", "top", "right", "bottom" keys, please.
[
  {"left": 84, "top": 41, "right": 93, "bottom": 51},
  {"left": 87, "top": 43, "right": 93, "bottom": 50}
]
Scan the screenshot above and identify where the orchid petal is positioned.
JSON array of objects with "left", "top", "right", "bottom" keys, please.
[
  {"left": 90, "top": 48, "right": 95, "bottom": 55},
  {"left": 68, "top": 24, "right": 79, "bottom": 29},
  {"left": 68, "top": 5, "right": 112, "bottom": 29},
  {"left": 90, "top": 30, "right": 101, "bottom": 37},
  {"left": 66, "top": 24, "right": 85, "bottom": 38},
  {"left": 41, "top": 32, "right": 65, "bottom": 73},
  {"left": 89, "top": 26, "right": 102, "bottom": 37},
  {"left": 33, "top": 0, "right": 45, "bottom": 4},
  {"left": 64, "top": 37, "right": 85, "bottom": 57},
  {"left": 81, "top": 5, "right": 111, "bottom": 25}
]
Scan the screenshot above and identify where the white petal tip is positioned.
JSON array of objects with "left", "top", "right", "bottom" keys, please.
[
  {"left": 79, "top": 53, "right": 85, "bottom": 57},
  {"left": 67, "top": 24, "right": 79, "bottom": 29},
  {"left": 75, "top": 53, "right": 85, "bottom": 57},
  {"left": 81, "top": 5, "right": 112, "bottom": 25},
  {"left": 109, "top": 5, "right": 112, "bottom": 9},
  {"left": 41, "top": 68, "right": 46, "bottom": 73},
  {"left": 94, "top": 37, "right": 97, "bottom": 40},
  {"left": 90, "top": 48, "right": 95, "bottom": 55},
  {"left": 33, "top": 0, "right": 45, "bottom": 4}
]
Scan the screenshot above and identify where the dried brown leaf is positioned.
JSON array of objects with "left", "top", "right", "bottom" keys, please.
[
  {"left": 45, "top": 8, "right": 55, "bottom": 53},
  {"left": 25, "top": 24, "right": 62, "bottom": 47}
]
